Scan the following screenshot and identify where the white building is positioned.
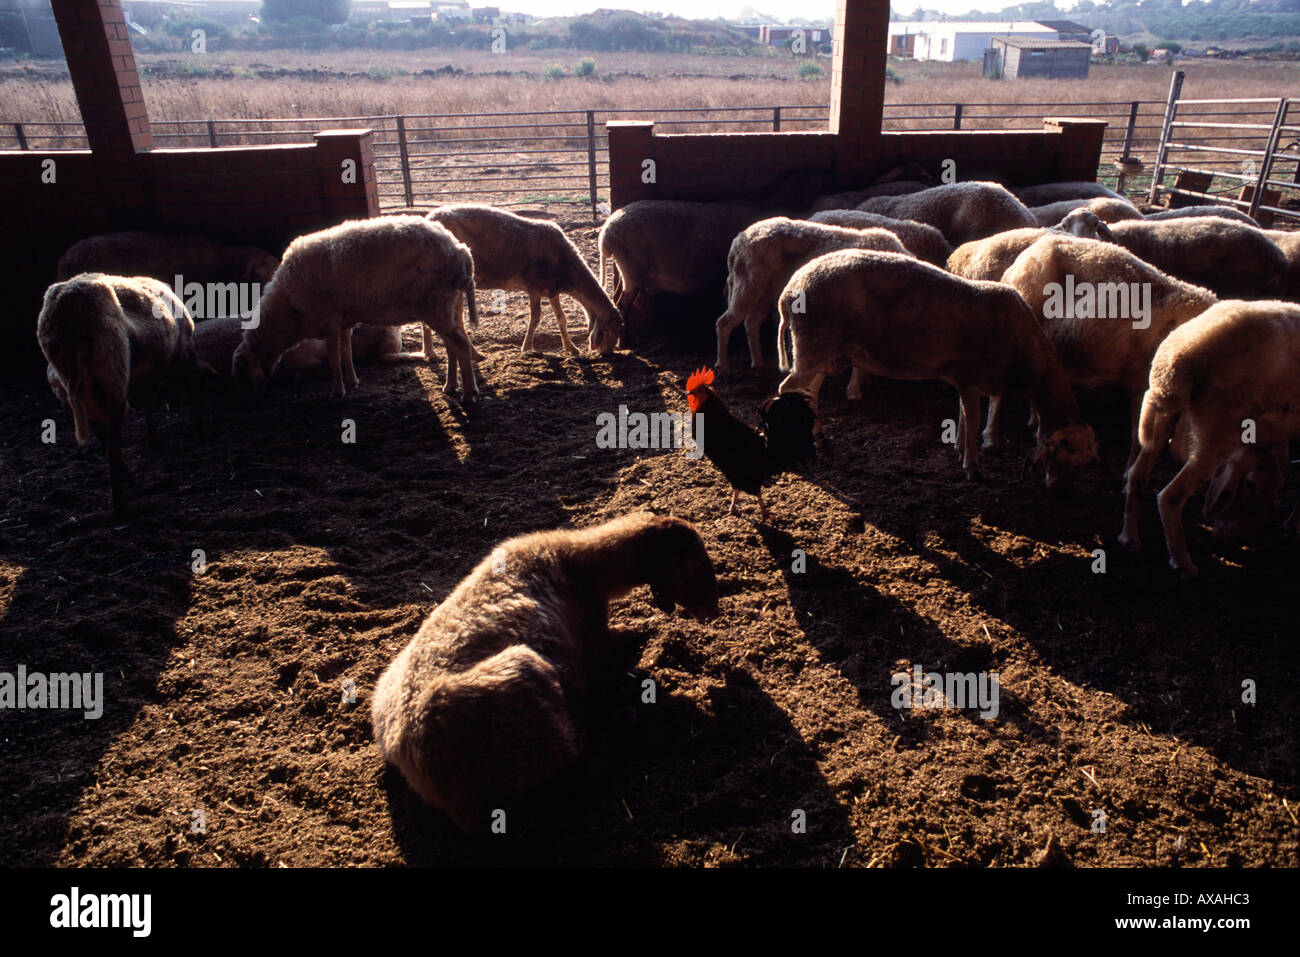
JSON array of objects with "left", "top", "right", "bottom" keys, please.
[{"left": 888, "top": 21, "right": 1057, "bottom": 62}]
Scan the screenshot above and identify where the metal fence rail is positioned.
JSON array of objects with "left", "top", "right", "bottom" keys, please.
[
  {"left": 1148, "top": 73, "right": 1299, "bottom": 223},
  {"left": 4, "top": 98, "right": 1293, "bottom": 217}
]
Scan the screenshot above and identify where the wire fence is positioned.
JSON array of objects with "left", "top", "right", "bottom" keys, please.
[{"left": 3, "top": 97, "right": 1295, "bottom": 219}]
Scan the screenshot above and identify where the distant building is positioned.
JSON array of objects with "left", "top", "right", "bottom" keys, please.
[
  {"left": 990, "top": 36, "right": 1092, "bottom": 79},
  {"left": 758, "top": 25, "right": 828, "bottom": 46},
  {"left": 1092, "top": 33, "right": 1119, "bottom": 55},
  {"left": 471, "top": 5, "right": 498, "bottom": 20},
  {"left": 888, "top": 19, "right": 1093, "bottom": 62}
]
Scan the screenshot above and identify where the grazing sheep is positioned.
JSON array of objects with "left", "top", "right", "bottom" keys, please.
[
  {"left": 37, "top": 273, "right": 203, "bottom": 511},
  {"left": 857, "top": 181, "right": 1038, "bottom": 245},
  {"left": 598, "top": 200, "right": 763, "bottom": 345},
  {"left": 715, "top": 218, "right": 908, "bottom": 372},
  {"left": 1030, "top": 197, "right": 1144, "bottom": 227},
  {"left": 1108, "top": 218, "right": 1287, "bottom": 300},
  {"left": 946, "top": 209, "right": 1116, "bottom": 282},
  {"left": 807, "top": 210, "right": 953, "bottom": 265},
  {"left": 231, "top": 216, "right": 479, "bottom": 401},
  {"left": 1145, "top": 205, "right": 1259, "bottom": 226},
  {"left": 371, "top": 512, "right": 719, "bottom": 832},
  {"left": 776, "top": 249, "right": 1097, "bottom": 485},
  {"left": 427, "top": 204, "right": 622, "bottom": 356},
  {"left": 1014, "top": 181, "right": 1125, "bottom": 206},
  {"left": 57, "top": 231, "right": 279, "bottom": 286},
  {"left": 1263, "top": 230, "right": 1300, "bottom": 301},
  {"left": 998, "top": 233, "right": 1218, "bottom": 463},
  {"left": 1119, "top": 300, "right": 1300, "bottom": 575}
]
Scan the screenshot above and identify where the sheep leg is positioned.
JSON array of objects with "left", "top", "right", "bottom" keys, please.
[
  {"left": 959, "top": 389, "right": 983, "bottom": 480},
  {"left": 549, "top": 296, "right": 579, "bottom": 356},
  {"left": 421, "top": 321, "right": 436, "bottom": 361},
  {"left": 521, "top": 294, "right": 543, "bottom": 354},
  {"left": 442, "top": 337, "right": 460, "bottom": 396},
  {"left": 714, "top": 310, "right": 738, "bottom": 373},
  {"left": 744, "top": 313, "right": 767, "bottom": 371},
  {"left": 982, "top": 395, "right": 1003, "bottom": 451},
  {"left": 99, "top": 405, "right": 128, "bottom": 512},
  {"left": 846, "top": 367, "right": 864, "bottom": 400},
  {"left": 443, "top": 324, "right": 479, "bottom": 403},
  {"left": 340, "top": 324, "right": 359, "bottom": 392},
  {"left": 326, "top": 327, "right": 346, "bottom": 397},
  {"left": 1119, "top": 408, "right": 1178, "bottom": 551},
  {"left": 1157, "top": 452, "right": 1222, "bottom": 578}
]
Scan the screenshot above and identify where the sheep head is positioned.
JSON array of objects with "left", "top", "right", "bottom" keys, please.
[
  {"left": 588, "top": 305, "right": 623, "bottom": 356},
  {"left": 643, "top": 517, "right": 719, "bottom": 622},
  {"left": 1051, "top": 210, "right": 1116, "bottom": 243},
  {"left": 1203, "top": 446, "right": 1286, "bottom": 546},
  {"left": 1026, "top": 423, "right": 1098, "bottom": 489}
]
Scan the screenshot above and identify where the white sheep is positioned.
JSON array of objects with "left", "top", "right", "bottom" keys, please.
[
  {"left": 1014, "top": 181, "right": 1125, "bottom": 206},
  {"left": 37, "top": 273, "right": 204, "bottom": 511},
  {"left": 1144, "top": 205, "right": 1259, "bottom": 226},
  {"left": 1119, "top": 300, "right": 1300, "bottom": 576},
  {"left": 597, "top": 200, "right": 764, "bottom": 344},
  {"left": 946, "top": 209, "right": 1116, "bottom": 282},
  {"left": 427, "top": 204, "right": 623, "bottom": 356},
  {"left": 856, "top": 181, "right": 1037, "bottom": 245},
  {"left": 715, "top": 218, "right": 908, "bottom": 372},
  {"left": 370, "top": 512, "right": 718, "bottom": 832},
  {"left": 998, "top": 233, "right": 1218, "bottom": 463},
  {"left": 807, "top": 209, "right": 953, "bottom": 265},
  {"left": 1108, "top": 218, "right": 1288, "bottom": 300},
  {"left": 808, "top": 180, "right": 932, "bottom": 213},
  {"left": 1030, "top": 197, "right": 1143, "bottom": 227},
  {"left": 775, "top": 249, "right": 1097, "bottom": 485},
  {"left": 57, "top": 230, "right": 279, "bottom": 286},
  {"left": 231, "top": 216, "right": 480, "bottom": 401}
]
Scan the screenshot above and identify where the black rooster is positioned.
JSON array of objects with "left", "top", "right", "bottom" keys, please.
[{"left": 685, "top": 367, "right": 816, "bottom": 522}]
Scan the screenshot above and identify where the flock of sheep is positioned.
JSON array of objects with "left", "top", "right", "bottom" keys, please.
[{"left": 30, "top": 174, "right": 1300, "bottom": 831}]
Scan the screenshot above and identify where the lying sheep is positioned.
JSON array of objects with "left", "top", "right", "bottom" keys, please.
[
  {"left": 807, "top": 209, "right": 953, "bottom": 265},
  {"left": 857, "top": 181, "right": 1037, "bottom": 245},
  {"left": 1030, "top": 197, "right": 1143, "bottom": 227},
  {"left": 999, "top": 233, "right": 1218, "bottom": 464},
  {"left": 598, "top": 200, "right": 763, "bottom": 345},
  {"left": 946, "top": 209, "right": 1116, "bottom": 282},
  {"left": 1263, "top": 230, "right": 1300, "bottom": 301},
  {"left": 371, "top": 512, "right": 718, "bottom": 832},
  {"left": 57, "top": 230, "right": 279, "bottom": 286},
  {"left": 776, "top": 249, "right": 1097, "bottom": 485},
  {"left": 715, "top": 218, "right": 908, "bottom": 372},
  {"left": 1145, "top": 205, "right": 1258, "bottom": 226},
  {"left": 808, "top": 180, "right": 932, "bottom": 213},
  {"left": 38, "top": 273, "right": 204, "bottom": 511},
  {"left": 1108, "top": 218, "right": 1287, "bottom": 300},
  {"left": 1014, "top": 181, "right": 1125, "bottom": 206},
  {"left": 232, "top": 216, "right": 480, "bottom": 401},
  {"left": 1119, "top": 300, "right": 1300, "bottom": 576},
  {"left": 427, "top": 204, "right": 622, "bottom": 356}
]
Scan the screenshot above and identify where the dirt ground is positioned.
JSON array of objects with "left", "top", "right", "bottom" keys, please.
[{"left": 1, "top": 212, "right": 1297, "bottom": 868}]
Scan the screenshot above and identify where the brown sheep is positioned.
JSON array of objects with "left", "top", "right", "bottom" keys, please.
[{"left": 371, "top": 512, "right": 719, "bottom": 832}]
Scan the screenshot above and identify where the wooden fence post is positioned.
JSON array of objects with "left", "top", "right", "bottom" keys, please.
[
  {"left": 773, "top": 106, "right": 782, "bottom": 131},
  {"left": 586, "top": 110, "right": 599, "bottom": 222},
  {"left": 1148, "top": 70, "right": 1185, "bottom": 205},
  {"left": 953, "top": 103, "right": 963, "bottom": 130},
  {"left": 14, "top": 123, "right": 27, "bottom": 150},
  {"left": 207, "top": 119, "right": 218, "bottom": 148},
  {"left": 1121, "top": 100, "right": 1139, "bottom": 157},
  {"left": 395, "top": 115, "right": 414, "bottom": 209}
]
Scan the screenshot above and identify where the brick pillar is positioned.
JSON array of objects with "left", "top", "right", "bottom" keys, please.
[
  {"left": 1044, "top": 118, "right": 1109, "bottom": 182},
  {"left": 607, "top": 121, "right": 655, "bottom": 211},
  {"left": 315, "top": 130, "right": 380, "bottom": 220},
  {"left": 830, "top": 0, "right": 889, "bottom": 182},
  {"left": 50, "top": 0, "right": 152, "bottom": 158}
]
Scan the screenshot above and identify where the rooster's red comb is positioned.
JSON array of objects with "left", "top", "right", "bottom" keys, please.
[{"left": 686, "top": 367, "right": 715, "bottom": 392}]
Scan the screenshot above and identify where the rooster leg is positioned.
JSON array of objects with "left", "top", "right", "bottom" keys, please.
[
  {"left": 728, "top": 490, "right": 740, "bottom": 516},
  {"left": 757, "top": 488, "right": 771, "bottom": 524}
]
